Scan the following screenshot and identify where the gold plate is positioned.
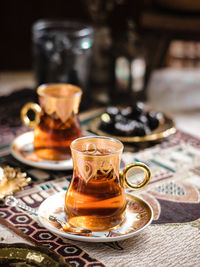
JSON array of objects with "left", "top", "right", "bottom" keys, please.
[
  {"left": 89, "top": 114, "right": 176, "bottom": 143},
  {"left": 0, "top": 243, "right": 69, "bottom": 266}
]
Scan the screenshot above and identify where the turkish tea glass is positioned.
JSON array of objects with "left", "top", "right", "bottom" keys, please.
[
  {"left": 65, "top": 136, "right": 151, "bottom": 231},
  {"left": 21, "top": 83, "right": 82, "bottom": 161}
]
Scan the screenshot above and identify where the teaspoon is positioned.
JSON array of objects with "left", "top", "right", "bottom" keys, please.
[{"left": 4, "top": 195, "right": 91, "bottom": 235}]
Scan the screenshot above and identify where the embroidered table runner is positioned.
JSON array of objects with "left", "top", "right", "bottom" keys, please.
[{"left": 0, "top": 104, "right": 200, "bottom": 267}]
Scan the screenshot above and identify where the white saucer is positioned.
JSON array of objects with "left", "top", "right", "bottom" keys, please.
[
  {"left": 38, "top": 191, "right": 153, "bottom": 242},
  {"left": 11, "top": 131, "right": 73, "bottom": 170}
]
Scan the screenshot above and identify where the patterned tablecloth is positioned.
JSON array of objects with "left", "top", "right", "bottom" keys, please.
[{"left": 0, "top": 100, "right": 200, "bottom": 266}]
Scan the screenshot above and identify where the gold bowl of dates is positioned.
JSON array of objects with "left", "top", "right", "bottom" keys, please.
[{"left": 89, "top": 103, "right": 176, "bottom": 142}]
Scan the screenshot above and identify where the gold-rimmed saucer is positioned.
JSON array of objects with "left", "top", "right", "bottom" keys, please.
[
  {"left": 38, "top": 191, "right": 153, "bottom": 242},
  {"left": 11, "top": 131, "right": 73, "bottom": 170}
]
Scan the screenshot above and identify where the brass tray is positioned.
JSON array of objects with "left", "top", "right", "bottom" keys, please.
[
  {"left": 89, "top": 114, "right": 176, "bottom": 143},
  {"left": 0, "top": 243, "right": 69, "bottom": 266}
]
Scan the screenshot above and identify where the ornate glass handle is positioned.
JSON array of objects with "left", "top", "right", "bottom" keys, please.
[
  {"left": 21, "top": 102, "right": 41, "bottom": 128},
  {"left": 120, "top": 162, "right": 151, "bottom": 190}
]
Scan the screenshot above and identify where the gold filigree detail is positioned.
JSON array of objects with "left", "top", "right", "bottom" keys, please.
[
  {"left": 75, "top": 156, "right": 120, "bottom": 183},
  {"left": 0, "top": 166, "right": 31, "bottom": 199},
  {"left": 38, "top": 84, "right": 82, "bottom": 123}
]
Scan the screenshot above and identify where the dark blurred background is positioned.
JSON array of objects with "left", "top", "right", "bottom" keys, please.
[
  {"left": 0, "top": 0, "right": 89, "bottom": 70},
  {"left": 0, "top": 0, "right": 146, "bottom": 70},
  {"left": 2, "top": 0, "right": 200, "bottom": 70},
  {"left": 1, "top": 0, "right": 200, "bottom": 110}
]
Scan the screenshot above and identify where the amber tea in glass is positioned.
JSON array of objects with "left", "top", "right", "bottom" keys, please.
[
  {"left": 65, "top": 136, "right": 151, "bottom": 231},
  {"left": 21, "top": 84, "right": 82, "bottom": 160}
]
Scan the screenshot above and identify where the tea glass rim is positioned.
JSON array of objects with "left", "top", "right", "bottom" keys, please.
[
  {"left": 32, "top": 19, "right": 93, "bottom": 38},
  {"left": 70, "top": 135, "right": 124, "bottom": 156},
  {"left": 37, "top": 83, "right": 82, "bottom": 99}
]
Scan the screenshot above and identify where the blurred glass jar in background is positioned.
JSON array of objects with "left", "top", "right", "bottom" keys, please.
[{"left": 32, "top": 20, "right": 93, "bottom": 109}]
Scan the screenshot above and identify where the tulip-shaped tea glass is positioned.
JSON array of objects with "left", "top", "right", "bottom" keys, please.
[
  {"left": 65, "top": 136, "right": 151, "bottom": 231},
  {"left": 21, "top": 84, "right": 82, "bottom": 161}
]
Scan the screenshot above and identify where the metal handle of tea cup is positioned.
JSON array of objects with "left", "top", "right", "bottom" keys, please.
[
  {"left": 21, "top": 102, "right": 41, "bottom": 128},
  {"left": 120, "top": 162, "right": 151, "bottom": 190}
]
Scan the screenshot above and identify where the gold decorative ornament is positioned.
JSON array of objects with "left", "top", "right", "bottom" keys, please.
[{"left": 0, "top": 166, "right": 31, "bottom": 199}]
